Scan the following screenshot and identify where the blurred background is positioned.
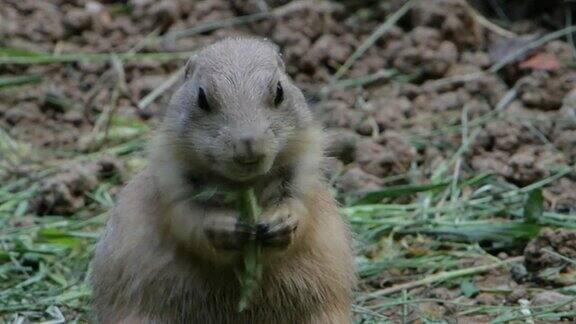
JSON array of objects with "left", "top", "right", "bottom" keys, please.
[{"left": 1, "top": 0, "right": 576, "bottom": 322}]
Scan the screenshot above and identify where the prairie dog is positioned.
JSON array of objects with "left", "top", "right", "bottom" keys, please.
[{"left": 89, "top": 38, "right": 355, "bottom": 324}]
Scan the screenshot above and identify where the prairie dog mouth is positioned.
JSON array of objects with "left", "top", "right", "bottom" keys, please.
[{"left": 218, "top": 158, "right": 269, "bottom": 180}]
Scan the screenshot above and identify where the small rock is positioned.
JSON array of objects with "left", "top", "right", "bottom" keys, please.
[
  {"left": 86, "top": 1, "right": 104, "bottom": 14},
  {"left": 418, "top": 302, "right": 446, "bottom": 320},
  {"left": 508, "top": 286, "right": 528, "bottom": 303},
  {"left": 30, "top": 163, "right": 99, "bottom": 215},
  {"left": 149, "top": 0, "right": 181, "bottom": 27},
  {"left": 497, "top": 252, "right": 508, "bottom": 260},
  {"left": 475, "top": 293, "right": 499, "bottom": 305},
  {"left": 303, "top": 34, "right": 352, "bottom": 67},
  {"left": 325, "top": 129, "right": 359, "bottom": 164},
  {"left": 372, "top": 97, "right": 411, "bottom": 131},
  {"left": 63, "top": 8, "right": 92, "bottom": 31},
  {"left": 525, "top": 229, "right": 576, "bottom": 272},
  {"left": 510, "top": 263, "right": 529, "bottom": 284},
  {"left": 62, "top": 110, "right": 84, "bottom": 127},
  {"left": 428, "top": 287, "right": 456, "bottom": 300},
  {"left": 322, "top": 157, "right": 343, "bottom": 181},
  {"left": 337, "top": 167, "right": 383, "bottom": 193},
  {"left": 354, "top": 119, "right": 375, "bottom": 137},
  {"left": 517, "top": 72, "right": 573, "bottom": 110},
  {"left": 317, "top": 100, "right": 360, "bottom": 129},
  {"left": 532, "top": 291, "right": 573, "bottom": 311},
  {"left": 562, "top": 88, "right": 576, "bottom": 111}
]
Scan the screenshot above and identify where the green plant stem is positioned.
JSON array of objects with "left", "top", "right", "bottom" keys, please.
[
  {"left": 331, "top": 0, "right": 417, "bottom": 82},
  {"left": 237, "top": 189, "right": 262, "bottom": 312}
]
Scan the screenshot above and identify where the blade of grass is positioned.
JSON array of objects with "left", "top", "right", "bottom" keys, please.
[
  {"left": 347, "top": 181, "right": 450, "bottom": 206},
  {"left": 137, "top": 67, "right": 185, "bottom": 110},
  {"left": 462, "top": 1, "right": 516, "bottom": 38},
  {"left": 504, "top": 166, "right": 572, "bottom": 198},
  {"left": 347, "top": 172, "right": 492, "bottom": 206},
  {"left": 331, "top": 0, "right": 417, "bottom": 82},
  {"left": 0, "top": 75, "right": 42, "bottom": 88},
  {"left": 0, "top": 51, "right": 193, "bottom": 65},
  {"left": 542, "top": 248, "right": 576, "bottom": 267},
  {"left": 361, "top": 256, "right": 523, "bottom": 299},
  {"left": 330, "top": 69, "right": 400, "bottom": 90},
  {"left": 523, "top": 189, "right": 543, "bottom": 224},
  {"left": 489, "top": 25, "right": 576, "bottom": 73},
  {"left": 0, "top": 47, "right": 42, "bottom": 57},
  {"left": 401, "top": 222, "right": 541, "bottom": 247},
  {"left": 160, "top": 1, "right": 325, "bottom": 45},
  {"left": 166, "top": 12, "right": 271, "bottom": 41}
]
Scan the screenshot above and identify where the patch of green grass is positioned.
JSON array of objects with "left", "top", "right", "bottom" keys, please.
[{"left": 0, "top": 114, "right": 146, "bottom": 321}]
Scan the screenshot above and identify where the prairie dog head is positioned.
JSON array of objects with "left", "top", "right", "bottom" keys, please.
[{"left": 159, "top": 38, "right": 315, "bottom": 182}]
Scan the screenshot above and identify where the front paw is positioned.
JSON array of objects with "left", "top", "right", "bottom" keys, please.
[
  {"left": 256, "top": 207, "right": 298, "bottom": 249},
  {"left": 203, "top": 216, "right": 255, "bottom": 250}
]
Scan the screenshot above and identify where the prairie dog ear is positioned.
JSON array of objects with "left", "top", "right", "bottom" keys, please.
[{"left": 184, "top": 54, "right": 198, "bottom": 80}]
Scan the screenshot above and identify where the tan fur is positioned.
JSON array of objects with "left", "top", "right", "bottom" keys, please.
[{"left": 89, "top": 38, "right": 355, "bottom": 323}]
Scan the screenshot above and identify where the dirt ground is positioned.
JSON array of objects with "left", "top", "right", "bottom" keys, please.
[{"left": 1, "top": 0, "right": 576, "bottom": 322}]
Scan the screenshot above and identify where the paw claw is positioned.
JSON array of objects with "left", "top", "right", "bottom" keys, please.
[
  {"left": 256, "top": 223, "right": 269, "bottom": 236},
  {"left": 256, "top": 212, "right": 298, "bottom": 249}
]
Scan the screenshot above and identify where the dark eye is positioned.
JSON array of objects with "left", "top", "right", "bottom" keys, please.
[
  {"left": 198, "top": 87, "right": 210, "bottom": 112},
  {"left": 274, "top": 81, "right": 284, "bottom": 106}
]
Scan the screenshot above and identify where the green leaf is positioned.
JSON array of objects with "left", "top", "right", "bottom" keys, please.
[
  {"left": 524, "top": 188, "right": 543, "bottom": 224},
  {"left": 0, "top": 74, "right": 42, "bottom": 89},
  {"left": 0, "top": 250, "right": 11, "bottom": 263},
  {"left": 38, "top": 228, "right": 82, "bottom": 248},
  {"left": 346, "top": 181, "right": 450, "bottom": 206},
  {"left": 404, "top": 222, "right": 541, "bottom": 249},
  {"left": 460, "top": 280, "right": 479, "bottom": 297},
  {"left": 44, "top": 93, "right": 76, "bottom": 111},
  {"left": 346, "top": 172, "right": 493, "bottom": 206},
  {"left": 0, "top": 47, "right": 42, "bottom": 57}
]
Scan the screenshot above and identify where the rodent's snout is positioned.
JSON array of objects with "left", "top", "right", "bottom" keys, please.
[
  {"left": 232, "top": 135, "right": 267, "bottom": 166},
  {"left": 219, "top": 126, "right": 276, "bottom": 180}
]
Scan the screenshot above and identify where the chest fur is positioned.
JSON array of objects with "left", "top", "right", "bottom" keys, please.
[{"left": 127, "top": 256, "right": 334, "bottom": 324}]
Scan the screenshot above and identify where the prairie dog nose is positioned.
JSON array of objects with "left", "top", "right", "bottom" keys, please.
[{"left": 232, "top": 136, "right": 266, "bottom": 165}]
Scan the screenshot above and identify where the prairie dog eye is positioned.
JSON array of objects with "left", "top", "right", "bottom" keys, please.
[
  {"left": 198, "top": 87, "right": 210, "bottom": 112},
  {"left": 274, "top": 81, "right": 284, "bottom": 107}
]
